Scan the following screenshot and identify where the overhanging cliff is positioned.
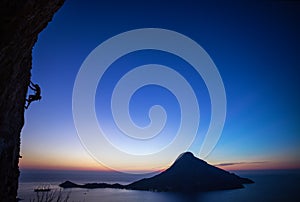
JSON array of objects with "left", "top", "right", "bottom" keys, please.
[{"left": 0, "top": 1, "right": 64, "bottom": 201}]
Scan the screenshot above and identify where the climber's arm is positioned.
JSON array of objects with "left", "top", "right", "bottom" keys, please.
[
  {"left": 29, "top": 85, "right": 34, "bottom": 90},
  {"left": 29, "top": 81, "right": 36, "bottom": 90}
]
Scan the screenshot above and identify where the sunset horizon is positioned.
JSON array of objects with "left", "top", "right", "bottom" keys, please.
[
  {"left": 4, "top": 0, "right": 298, "bottom": 201},
  {"left": 19, "top": 150, "right": 300, "bottom": 172}
]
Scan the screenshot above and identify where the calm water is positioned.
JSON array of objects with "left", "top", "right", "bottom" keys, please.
[{"left": 18, "top": 169, "right": 300, "bottom": 202}]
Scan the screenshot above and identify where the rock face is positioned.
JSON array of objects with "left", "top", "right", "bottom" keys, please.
[
  {"left": 0, "top": 1, "right": 64, "bottom": 201},
  {"left": 127, "top": 152, "right": 254, "bottom": 192}
]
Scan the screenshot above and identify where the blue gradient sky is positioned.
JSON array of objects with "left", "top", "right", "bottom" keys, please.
[{"left": 20, "top": 0, "right": 300, "bottom": 171}]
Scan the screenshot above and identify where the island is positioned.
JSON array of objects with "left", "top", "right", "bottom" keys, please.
[{"left": 60, "top": 152, "right": 254, "bottom": 192}]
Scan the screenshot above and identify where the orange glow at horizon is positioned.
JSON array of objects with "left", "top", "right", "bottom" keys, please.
[
  {"left": 19, "top": 156, "right": 108, "bottom": 171},
  {"left": 19, "top": 154, "right": 300, "bottom": 172},
  {"left": 19, "top": 152, "right": 169, "bottom": 172}
]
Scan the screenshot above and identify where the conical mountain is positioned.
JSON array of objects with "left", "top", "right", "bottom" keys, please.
[{"left": 127, "top": 152, "right": 253, "bottom": 192}]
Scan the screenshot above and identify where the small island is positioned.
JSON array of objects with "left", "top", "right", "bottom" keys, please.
[{"left": 60, "top": 152, "right": 254, "bottom": 192}]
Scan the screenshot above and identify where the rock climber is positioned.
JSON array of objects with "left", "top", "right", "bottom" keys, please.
[{"left": 25, "top": 81, "right": 42, "bottom": 109}]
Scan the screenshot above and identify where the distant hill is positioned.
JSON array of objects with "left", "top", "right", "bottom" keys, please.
[
  {"left": 126, "top": 152, "right": 254, "bottom": 192},
  {"left": 59, "top": 180, "right": 124, "bottom": 189},
  {"left": 60, "top": 152, "right": 253, "bottom": 192}
]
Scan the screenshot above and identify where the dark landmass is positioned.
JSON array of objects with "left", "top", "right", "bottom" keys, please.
[
  {"left": 126, "top": 152, "right": 254, "bottom": 192},
  {"left": 59, "top": 152, "right": 254, "bottom": 192},
  {"left": 59, "top": 180, "right": 124, "bottom": 189}
]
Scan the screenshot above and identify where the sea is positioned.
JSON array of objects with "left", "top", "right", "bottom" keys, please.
[{"left": 18, "top": 169, "right": 300, "bottom": 202}]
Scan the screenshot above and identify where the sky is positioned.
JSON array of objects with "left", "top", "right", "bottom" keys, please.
[{"left": 20, "top": 0, "right": 300, "bottom": 172}]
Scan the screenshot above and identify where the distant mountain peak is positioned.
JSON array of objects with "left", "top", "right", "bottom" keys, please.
[
  {"left": 127, "top": 152, "right": 254, "bottom": 192},
  {"left": 175, "top": 151, "right": 194, "bottom": 160},
  {"left": 172, "top": 151, "right": 207, "bottom": 170}
]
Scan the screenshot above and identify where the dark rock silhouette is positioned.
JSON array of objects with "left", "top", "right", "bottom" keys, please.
[
  {"left": 59, "top": 181, "right": 79, "bottom": 188},
  {"left": 60, "top": 152, "right": 254, "bottom": 192},
  {"left": 0, "top": 1, "right": 64, "bottom": 201},
  {"left": 60, "top": 180, "right": 124, "bottom": 189},
  {"left": 127, "top": 152, "right": 253, "bottom": 192}
]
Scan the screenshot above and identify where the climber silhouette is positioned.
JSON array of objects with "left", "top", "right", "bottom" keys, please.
[{"left": 25, "top": 81, "right": 42, "bottom": 109}]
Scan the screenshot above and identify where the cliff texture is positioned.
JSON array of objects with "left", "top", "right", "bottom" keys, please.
[{"left": 0, "top": 1, "right": 64, "bottom": 201}]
